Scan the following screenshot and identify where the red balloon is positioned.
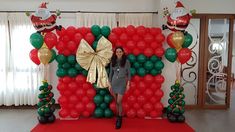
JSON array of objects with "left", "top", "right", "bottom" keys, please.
[
  {"left": 137, "top": 95, "right": 146, "bottom": 105},
  {"left": 61, "top": 49, "right": 71, "bottom": 56},
  {"left": 132, "top": 48, "right": 141, "bottom": 56},
  {"left": 44, "top": 32, "right": 57, "bottom": 49},
  {"left": 132, "top": 75, "right": 141, "bottom": 82},
  {"left": 166, "top": 33, "right": 175, "bottom": 48},
  {"left": 76, "top": 89, "right": 85, "bottom": 99},
  {"left": 155, "top": 89, "right": 164, "bottom": 99},
  {"left": 150, "top": 41, "right": 161, "bottom": 49},
  {"left": 155, "top": 47, "right": 165, "bottom": 57},
  {"left": 150, "top": 111, "right": 160, "bottom": 118},
  {"left": 178, "top": 48, "right": 192, "bottom": 64},
  {"left": 144, "top": 75, "right": 154, "bottom": 83},
  {"left": 58, "top": 96, "right": 68, "bottom": 104},
  {"left": 150, "top": 28, "right": 162, "bottom": 35},
  {"left": 70, "top": 110, "right": 79, "bottom": 118},
  {"left": 86, "top": 88, "right": 96, "bottom": 99},
  {"left": 85, "top": 33, "right": 95, "bottom": 45},
  {"left": 137, "top": 41, "right": 146, "bottom": 49},
  {"left": 64, "top": 90, "right": 72, "bottom": 96},
  {"left": 127, "top": 95, "right": 136, "bottom": 105},
  {"left": 133, "top": 103, "right": 141, "bottom": 110},
  {"left": 75, "top": 75, "right": 86, "bottom": 83},
  {"left": 126, "top": 40, "right": 135, "bottom": 50},
  {"left": 112, "top": 27, "right": 123, "bottom": 35},
  {"left": 137, "top": 109, "right": 146, "bottom": 118},
  {"left": 122, "top": 102, "right": 130, "bottom": 114},
  {"left": 75, "top": 102, "right": 85, "bottom": 113},
  {"left": 150, "top": 83, "right": 161, "bottom": 90},
  {"left": 56, "top": 27, "right": 66, "bottom": 36},
  {"left": 136, "top": 26, "right": 146, "bottom": 36},
  {"left": 120, "top": 33, "right": 128, "bottom": 43},
  {"left": 66, "top": 26, "right": 76, "bottom": 38},
  {"left": 57, "top": 82, "right": 67, "bottom": 91},
  {"left": 144, "top": 48, "right": 154, "bottom": 57},
  {"left": 138, "top": 81, "right": 146, "bottom": 91},
  {"left": 83, "top": 82, "right": 92, "bottom": 90},
  {"left": 133, "top": 89, "right": 141, "bottom": 96},
  {"left": 60, "top": 35, "right": 70, "bottom": 43},
  {"left": 154, "top": 102, "right": 164, "bottom": 111},
  {"left": 69, "top": 95, "right": 78, "bottom": 104},
  {"left": 79, "top": 27, "right": 90, "bottom": 36},
  {"left": 155, "top": 34, "right": 165, "bottom": 43},
  {"left": 73, "top": 33, "right": 83, "bottom": 44},
  {"left": 66, "top": 41, "right": 77, "bottom": 52},
  {"left": 56, "top": 41, "right": 66, "bottom": 51},
  {"left": 82, "top": 111, "right": 90, "bottom": 117},
  {"left": 127, "top": 109, "right": 136, "bottom": 118},
  {"left": 68, "top": 82, "right": 78, "bottom": 92},
  {"left": 144, "top": 34, "right": 154, "bottom": 43},
  {"left": 108, "top": 33, "right": 118, "bottom": 43},
  {"left": 29, "top": 49, "right": 40, "bottom": 65},
  {"left": 155, "top": 75, "right": 165, "bottom": 84},
  {"left": 109, "top": 101, "right": 116, "bottom": 112},
  {"left": 143, "top": 103, "right": 153, "bottom": 112},
  {"left": 144, "top": 89, "right": 153, "bottom": 98},
  {"left": 126, "top": 25, "right": 136, "bottom": 36},
  {"left": 82, "top": 96, "right": 90, "bottom": 104},
  {"left": 62, "top": 76, "right": 72, "bottom": 83},
  {"left": 86, "top": 102, "right": 95, "bottom": 113},
  {"left": 132, "top": 34, "right": 140, "bottom": 42},
  {"left": 150, "top": 97, "right": 157, "bottom": 104},
  {"left": 59, "top": 109, "right": 69, "bottom": 118}
]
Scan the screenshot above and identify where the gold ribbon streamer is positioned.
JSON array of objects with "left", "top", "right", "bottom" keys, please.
[{"left": 76, "top": 36, "right": 113, "bottom": 88}]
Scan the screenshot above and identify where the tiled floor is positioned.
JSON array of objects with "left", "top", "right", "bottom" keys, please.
[{"left": 0, "top": 91, "right": 235, "bottom": 132}]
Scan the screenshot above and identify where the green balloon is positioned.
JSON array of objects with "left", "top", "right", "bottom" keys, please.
[
  {"left": 127, "top": 54, "right": 136, "bottom": 63},
  {"left": 150, "top": 55, "right": 160, "bottom": 63},
  {"left": 82, "top": 70, "right": 88, "bottom": 76},
  {"left": 38, "top": 94, "right": 45, "bottom": 99},
  {"left": 30, "top": 33, "right": 43, "bottom": 49},
  {"left": 150, "top": 69, "right": 158, "bottom": 76},
  {"left": 180, "top": 108, "right": 185, "bottom": 114},
  {"left": 104, "top": 94, "right": 113, "bottom": 104},
  {"left": 165, "top": 48, "right": 177, "bottom": 63},
  {"left": 56, "top": 68, "right": 67, "bottom": 77},
  {"left": 75, "top": 63, "right": 83, "bottom": 71},
  {"left": 68, "top": 68, "right": 78, "bottom": 77},
  {"left": 37, "top": 108, "right": 44, "bottom": 116},
  {"left": 95, "top": 34, "right": 103, "bottom": 41},
  {"left": 137, "top": 54, "right": 147, "bottom": 63},
  {"left": 91, "top": 25, "right": 101, "bottom": 37},
  {"left": 133, "top": 62, "right": 141, "bottom": 68},
  {"left": 99, "top": 89, "right": 107, "bottom": 96},
  {"left": 168, "top": 99, "right": 174, "bottom": 104},
  {"left": 137, "top": 67, "right": 146, "bottom": 76},
  {"left": 144, "top": 61, "right": 154, "bottom": 70},
  {"left": 49, "top": 49, "right": 57, "bottom": 63},
  {"left": 100, "top": 102, "right": 108, "bottom": 109},
  {"left": 94, "top": 108, "right": 104, "bottom": 118},
  {"left": 58, "top": 64, "right": 63, "bottom": 68},
  {"left": 62, "top": 63, "right": 71, "bottom": 69},
  {"left": 94, "top": 94, "right": 104, "bottom": 105},
  {"left": 104, "top": 108, "right": 113, "bottom": 118},
  {"left": 167, "top": 106, "right": 172, "bottom": 112},
  {"left": 67, "top": 55, "right": 76, "bottom": 65},
  {"left": 92, "top": 41, "right": 98, "bottom": 50},
  {"left": 182, "top": 33, "right": 193, "bottom": 48},
  {"left": 130, "top": 68, "right": 136, "bottom": 76},
  {"left": 44, "top": 107, "right": 50, "bottom": 114},
  {"left": 56, "top": 55, "right": 67, "bottom": 64},
  {"left": 154, "top": 61, "right": 164, "bottom": 70},
  {"left": 37, "top": 101, "right": 44, "bottom": 107},
  {"left": 101, "top": 26, "right": 111, "bottom": 37}
]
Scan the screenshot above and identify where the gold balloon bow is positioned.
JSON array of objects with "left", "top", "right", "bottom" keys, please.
[{"left": 76, "top": 36, "right": 113, "bottom": 88}]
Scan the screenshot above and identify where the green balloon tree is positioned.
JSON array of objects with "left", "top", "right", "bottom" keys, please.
[
  {"left": 166, "top": 81, "right": 185, "bottom": 122},
  {"left": 37, "top": 81, "right": 56, "bottom": 124}
]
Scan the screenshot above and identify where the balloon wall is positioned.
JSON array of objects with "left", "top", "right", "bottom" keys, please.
[{"left": 54, "top": 25, "right": 165, "bottom": 119}]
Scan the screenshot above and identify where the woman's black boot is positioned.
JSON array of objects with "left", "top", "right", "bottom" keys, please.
[{"left": 115, "top": 116, "right": 122, "bottom": 129}]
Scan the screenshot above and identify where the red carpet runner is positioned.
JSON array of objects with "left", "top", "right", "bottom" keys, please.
[{"left": 31, "top": 118, "right": 194, "bottom": 132}]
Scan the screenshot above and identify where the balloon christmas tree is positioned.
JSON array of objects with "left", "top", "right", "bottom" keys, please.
[
  {"left": 162, "top": 1, "right": 194, "bottom": 122},
  {"left": 28, "top": 2, "right": 61, "bottom": 124}
]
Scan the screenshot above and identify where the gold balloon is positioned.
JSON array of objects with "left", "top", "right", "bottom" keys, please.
[
  {"left": 172, "top": 31, "right": 185, "bottom": 51},
  {"left": 38, "top": 47, "right": 52, "bottom": 65}
]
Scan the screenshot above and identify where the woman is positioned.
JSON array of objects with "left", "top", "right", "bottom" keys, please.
[{"left": 108, "top": 46, "right": 131, "bottom": 129}]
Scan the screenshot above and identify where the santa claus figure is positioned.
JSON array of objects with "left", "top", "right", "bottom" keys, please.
[
  {"left": 29, "top": 2, "right": 60, "bottom": 33},
  {"left": 163, "top": 1, "right": 192, "bottom": 32}
]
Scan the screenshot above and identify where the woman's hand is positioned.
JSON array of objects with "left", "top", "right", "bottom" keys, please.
[
  {"left": 107, "top": 82, "right": 112, "bottom": 93},
  {"left": 126, "top": 82, "right": 130, "bottom": 91}
]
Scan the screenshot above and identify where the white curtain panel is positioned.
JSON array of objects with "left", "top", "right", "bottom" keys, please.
[
  {"left": 0, "top": 13, "right": 41, "bottom": 106},
  {"left": 76, "top": 12, "right": 117, "bottom": 28},
  {"left": 118, "top": 13, "right": 153, "bottom": 27}
]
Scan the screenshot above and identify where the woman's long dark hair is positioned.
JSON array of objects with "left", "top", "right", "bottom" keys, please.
[{"left": 111, "top": 46, "right": 127, "bottom": 67}]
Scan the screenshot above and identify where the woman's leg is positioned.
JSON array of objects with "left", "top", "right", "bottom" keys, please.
[{"left": 116, "top": 94, "right": 123, "bottom": 116}]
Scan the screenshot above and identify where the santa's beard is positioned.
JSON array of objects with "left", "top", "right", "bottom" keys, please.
[{"left": 171, "top": 7, "right": 187, "bottom": 20}]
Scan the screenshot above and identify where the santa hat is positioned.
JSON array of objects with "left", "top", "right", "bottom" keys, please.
[
  {"left": 39, "top": 2, "right": 48, "bottom": 8},
  {"left": 176, "top": 1, "right": 184, "bottom": 8}
]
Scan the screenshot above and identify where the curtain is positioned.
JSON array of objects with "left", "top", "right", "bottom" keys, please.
[
  {"left": 0, "top": 13, "right": 41, "bottom": 106},
  {"left": 76, "top": 13, "right": 117, "bottom": 28},
  {"left": 118, "top": 13, "right": 153, "bottom": 27}
]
